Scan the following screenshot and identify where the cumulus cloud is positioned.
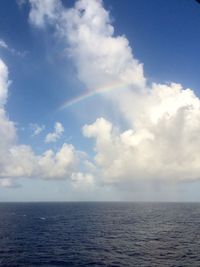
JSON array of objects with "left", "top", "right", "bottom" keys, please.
[
  {"left": 83, "top": 95, "right": 200, "bottom": 184},
  {"left": 29, "top": 0, "right": 61, "bottom": 28},
  {"left": 45, "top": 122, "right": 64, "bottom": 143},
  {"left": 1, "top": 143, "right": 77, "bottom": 180},
  {"left": 27, "top": 0, "right": 200, "bottom": 185},
  {"left": 29, "top": 0, "right": 145, "bottom": 90}
]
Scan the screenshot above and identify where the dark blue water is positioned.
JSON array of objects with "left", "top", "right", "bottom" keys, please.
[{"left": 0, "top": 202, "right": 200, "bottom": 266}]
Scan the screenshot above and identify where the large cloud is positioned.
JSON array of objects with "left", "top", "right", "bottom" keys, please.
[
  {"left": 29, "top": 0, "right": 145, "bottom": 90},
  {"left": 27, "top": 0, "right": 200, "bottom": 185},
  {"left": 83, "top": 83, "right": 200, "bottom": 183}
]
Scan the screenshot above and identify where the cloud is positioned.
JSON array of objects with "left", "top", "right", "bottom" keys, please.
[
  {"left": 83, "top": 90, "right": 200, "bottom": 184},
  {"left": 71, "top": 172, "right": 94, "bottom": 191},
  {"left": 29, "top": 0, "right": 145, "bottom": 90},
  {"left": 0, "top": 39, "right": 8, "bottom": 49},
  {"left": 45, "top": 122, "right": 64, "bottom": 143},
  {"left": 59, "top": 0, "right": 200, "bottom": 186},
  {"left": 28, "top": 0, "right": 200, "bottom": 186},
  {"left": 29, "top": 0, "right": 61, "bottom": 28},
  {"left": 30, "top": 123, "right": 45, "bottom": 136},
  {"left": 0, "top": 178, "right": 20, "bottom": 188}
]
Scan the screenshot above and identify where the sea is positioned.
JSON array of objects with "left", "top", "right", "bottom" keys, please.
[{"left": 0, "top": 202, "right": 200, "bottom": 267}]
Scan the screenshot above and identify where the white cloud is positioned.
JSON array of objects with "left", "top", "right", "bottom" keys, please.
[
  {"left": 26, "top": 0, "right": 200, "bottom": 186},
  {"left": 71, "top": 172, "right": 94, "bottom": 191},
  {"left": 29, "top": 0, "right": 61, "bottom": 27},
  {"left": 45, "top": 122, "right": 64, "bottom": 143},
  {"left": 29, "top": 0, "right": 145, "bottom": 90},
  {"left": 38, "top": 143, "right": 76, "bottom": 179},
  {"left": 83, "top": 84, "right": 200, "bottom": 183},
  {"left": 1, "top": 143, "right": 78, "bottom": 180}
]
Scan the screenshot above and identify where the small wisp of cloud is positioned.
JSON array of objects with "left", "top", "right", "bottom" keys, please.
[
  {"left": 45, "top": 122, "right": 64, "bottom": 143},
  {"left": 0, "top": 38, "right": 26, "bottom": 57},
  {"left": 30, "top": 123, "right": 45, "bottom": 137}
]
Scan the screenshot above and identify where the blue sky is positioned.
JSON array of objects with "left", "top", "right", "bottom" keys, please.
[{"left": 1, "top": 0, "right": 200, "bottom": 201}]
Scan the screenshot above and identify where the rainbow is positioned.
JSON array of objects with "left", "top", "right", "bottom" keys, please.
[{"left": 59, "top": 81, "right": 131, "bottom": 110}]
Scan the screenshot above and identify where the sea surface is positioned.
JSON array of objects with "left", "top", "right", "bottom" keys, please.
[{"left": 0, "top": 202, "right": 200, "bottom": 267}]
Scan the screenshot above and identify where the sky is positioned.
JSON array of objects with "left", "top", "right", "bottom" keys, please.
[{"left": 1, "top": 0, "right": 200, "bottom": 202}]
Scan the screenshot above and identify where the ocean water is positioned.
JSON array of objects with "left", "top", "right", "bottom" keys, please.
[{"left": 0, "top": 202, "right": 200, "bottom": 267}]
